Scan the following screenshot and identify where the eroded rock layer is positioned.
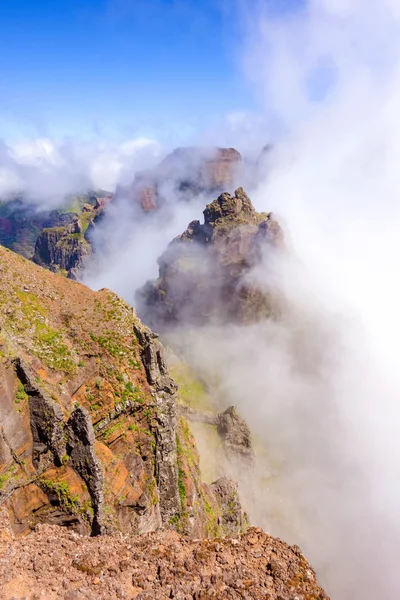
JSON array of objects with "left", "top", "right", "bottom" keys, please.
[{"left": 0, "top": 245, "right": 244, "bottom": 539}]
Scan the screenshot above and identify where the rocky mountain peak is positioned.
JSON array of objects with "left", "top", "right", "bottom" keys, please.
[
  {"left": 203, "top": 187, "right": 255, "bottom": 226},
  {"left": 137, "top": 187, "right": 284, "bottom": 328},
  {"left": 117, "top": 146, "right": 243, "bottom": 212}
]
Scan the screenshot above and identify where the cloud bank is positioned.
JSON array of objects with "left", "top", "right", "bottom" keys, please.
[
  {"left": 93, "top": 2, "right": 400, "bottom": 598},
  {"left": 193, "top": 1, "right": 400, "bottom": 597},
  {"left": 0, "top": 136, "right": 162, "bottom": 209}
]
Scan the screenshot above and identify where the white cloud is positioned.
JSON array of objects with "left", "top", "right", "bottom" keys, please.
[
  {"left": 0, "top": 136, "right": 162, "bottom": 208},
  {"left": 227, "top": 0, "right": 400, "bottom": 597}
]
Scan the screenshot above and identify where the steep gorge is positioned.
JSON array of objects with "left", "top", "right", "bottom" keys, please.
[
  {"left": 0, "top": 178, "right": 332, "bottom": 599},
  {"left": 0, "top": 226, "right": 330, "bottom": 599}
]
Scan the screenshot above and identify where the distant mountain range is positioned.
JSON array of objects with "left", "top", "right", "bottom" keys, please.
[{"left": 0, "top": 145, "right": 271, "bottom": 278}]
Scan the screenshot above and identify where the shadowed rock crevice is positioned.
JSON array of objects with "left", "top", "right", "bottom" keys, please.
[{"left": 66, "top": 407, "right": 105, "bottom": 536}]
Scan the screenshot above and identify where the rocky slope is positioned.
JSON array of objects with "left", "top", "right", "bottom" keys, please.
[
  {"left": 137, "top": 187, "right": 284, "bottom": 329},
  {"left": 0, "top": 245, "right": 245, "bottom": 539},
  {"left": 116, "top": 147, "right": 243, "bottom": 212},
  {"left": 0, "top": 509, "right": 329, "bottom": 600}
]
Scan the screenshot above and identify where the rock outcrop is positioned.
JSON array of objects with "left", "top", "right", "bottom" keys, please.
[
  {"left": 137, "top": 187, "right": 284, "bottom": 329},
  {"left": 0, "top": 192, "right": 113, "bottom": 278},
  {"left": 33, "top": 221, "right": 92, "bottom": 276},
  {"left": 179, "top": 405, "right": 255, "bottom": 469},
  {"left": 117, "top": 147, "right": 243, "bottom": 212},
  {"left": 0, "top": 509, "right": 330, "bottom": 600},
  {"left": 0, "top": 199, "right": 77, "bottom": 259},
  {"left": 0, "top": 245, "right": 243, "bottom": 539}
]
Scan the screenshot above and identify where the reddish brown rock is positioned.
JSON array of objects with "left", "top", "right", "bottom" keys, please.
[
  {"left": 0, "top": 245, "right": 247, "bottom": 540},
  {"left": 0, "top": 510, "right": 329, "bottom": 600},
  {"left": 118, "top": 147, "right": 243, "bottom": 212},
  {"left": 94, "top": 196, "right": 113, "bottom": 210}
]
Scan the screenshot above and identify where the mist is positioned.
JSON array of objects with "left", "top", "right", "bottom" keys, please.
[
  {"left": 161, "top": 1, "right": 400, "bottom": 598},
  {"left": 82, "top": 191, "right": 209, "bottom": 301},
  {"left": 86, "top": 1, "right": 400, "bottom": 598},
  {"left": 0, "top": 136, "right": 162, "bottom": 208}
]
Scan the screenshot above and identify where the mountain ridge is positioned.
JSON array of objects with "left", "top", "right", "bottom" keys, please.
[{"left": 0, "top": 244, "right": 245, "bottom": 539}]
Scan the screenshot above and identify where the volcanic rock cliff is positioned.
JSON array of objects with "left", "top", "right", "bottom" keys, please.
[
  {"left": 0, "top": 146, "right": 274, "bottom": 280},
  {"left": 33, "top": 219, "right": 92, "bottom": 277},
  {"left": 117, "top": 147, "right": 243, "bottom": 212},
  {"left": 0, "top": 245, "right": 245, "bottom": 539},
  {"left": 0, "top": 193, "right": 113, "bottom": 279},
  {"left": 137, "top": 187, "right": 284, "bottom": 329}
]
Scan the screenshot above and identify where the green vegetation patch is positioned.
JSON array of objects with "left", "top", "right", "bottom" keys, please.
[
  {"left": 103, "top": 418, "right": 127, "bottom": 441},
  {"left": 0, "top": 464, "right": 17, "bottom": 491},
  {"left": 16, "top": 290, "right": 47, "bottom": 319},
  {"left": 90, "top": 331, "right": 123, "bottom": 358},
  {"left": 169, "top": 361, "right": 210, "bottom": 410},
  {"left": 11, "top": 289, "right": 77, "bottom": 373},
  {"left": 15, "top": 381, "right": 28, "bottom": 402},
  {"left": 39, "top": 478, "right": 80, "bottom": 511},
  {"left": 33, "top": 322, "right": 76, "bottom": 373},
  {"left": 120, "top": 380, "right": 144, "bottom": 405},
  {"left": 178, "top": 467, "right": 187, "bottom": 505}
]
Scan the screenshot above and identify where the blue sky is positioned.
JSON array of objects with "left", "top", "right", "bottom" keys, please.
[{"left": 0, "top": 0, "right": 262, "bottom": 143}]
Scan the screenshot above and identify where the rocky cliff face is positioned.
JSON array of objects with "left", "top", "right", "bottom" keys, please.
[
  {"left": 0, "top": 193, "right": 112, "bottom": 278},
  {"left": 0, "top": 199, "right": 78, "bottom": 259},
  {"left": 33, "top": 221, "right": 92, "bottom": 277},
  {"left": 0, "top": 206, "right": 330, "bottom": 600},
  {"left": 137, "top": 187, "right": 284, "bottom": 329},
  {"left": 0, "top": 245, "right": 243, "bottom": 539},
  {"left": 117, "top": 147, "right": 243, "bottom": 212},
  {"left": 32, "top": 198, "right": 113, "bottom": 278}
]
